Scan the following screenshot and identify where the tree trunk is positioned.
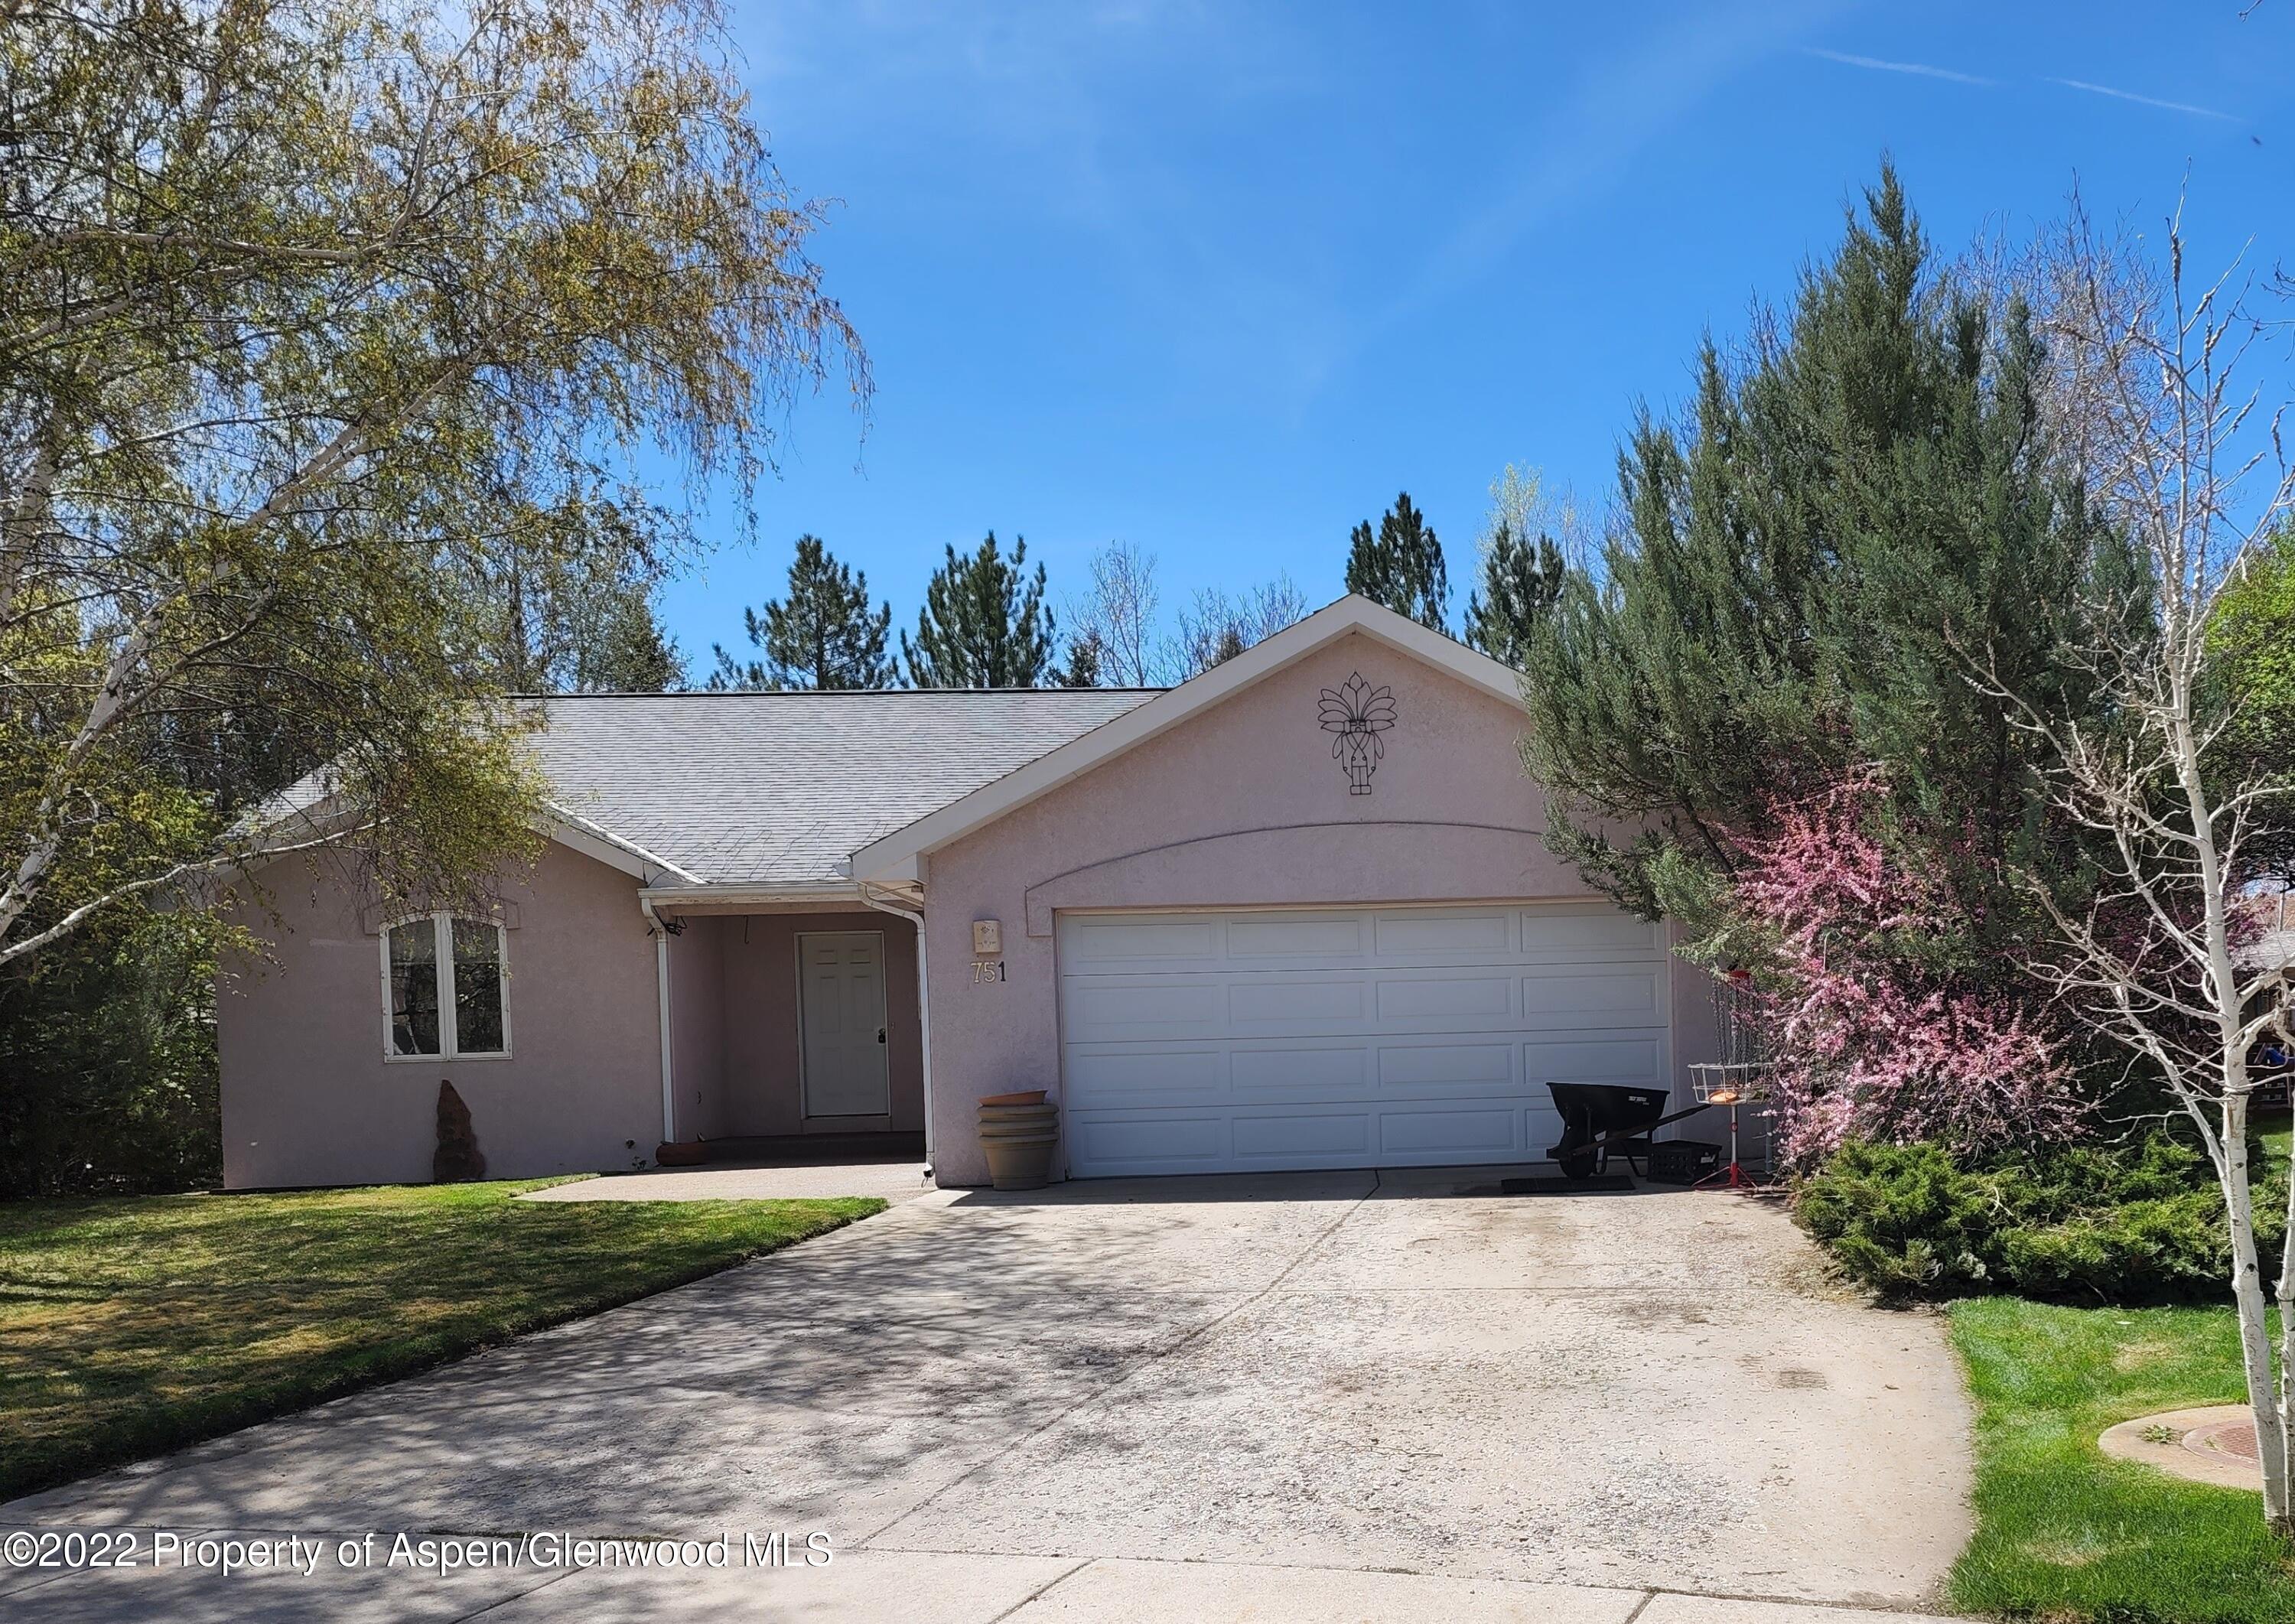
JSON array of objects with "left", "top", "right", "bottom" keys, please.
[
  {"left": 2277, "top": 1098, "right": 2295, "bottom": 1539},
  {"left": 2222, "top": 1092, "right": 2292, "bottom": 1531}
]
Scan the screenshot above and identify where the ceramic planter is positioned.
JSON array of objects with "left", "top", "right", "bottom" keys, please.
[{"left": 978, "top": 1096, "right": 1059, "bottom": 1190}]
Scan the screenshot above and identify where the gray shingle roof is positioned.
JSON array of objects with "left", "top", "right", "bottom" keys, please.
[{"left": 526, "top": 689, "right": 1161, "bottom": 886}]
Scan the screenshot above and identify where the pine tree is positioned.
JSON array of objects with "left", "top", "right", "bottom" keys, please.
[
  {"left": 902, "top": 532, "right": 1056, "bottom": 687},
  {"left": 1344, "top": 492, "right": 1449, "bottom": 629},
  {"left": 1059, "top": 628, "right": 1105, "bottom": 687},
  {"left": 1463, "top": 522, "right": 1566, "bottom": 669},
  {"left": 708, "top": 535, "right": 894, "bottom": 691},
  {"left": 575, "top": 587, "right": 687, "bottom": 692},
  {"left": 1519, "top": 164, "right": 2124, "bottom": 939}
]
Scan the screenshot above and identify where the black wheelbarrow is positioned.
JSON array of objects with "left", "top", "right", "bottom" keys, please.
[{"left": 1545, "top": 1082, "right": 1712, "bottom": 1180}]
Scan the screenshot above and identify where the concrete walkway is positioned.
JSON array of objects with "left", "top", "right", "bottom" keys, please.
[
  {"left": 2, "top": 1170, "right": 1972, "bottom": 1622},
  {"left": 519, "top": 1157, "right": 939, "bottom": 1205}
]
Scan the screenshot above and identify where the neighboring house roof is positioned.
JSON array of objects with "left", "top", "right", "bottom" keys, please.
[
  {"left": 2241, "top": 926, "right": 2295, "bottom": 974},
  {"left": 528, "top": 688, "right": 1159, "bottom": 888},
  {"left": 851, "top": 595, "right": 1525, "bottom": 884}
]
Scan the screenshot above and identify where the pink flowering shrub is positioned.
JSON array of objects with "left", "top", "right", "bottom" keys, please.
[{"left": 1731, "top": 770, "right": 2079, "bottom": 1164}]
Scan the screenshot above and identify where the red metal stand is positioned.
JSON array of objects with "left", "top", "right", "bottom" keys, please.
[{"left": 1697, "top": 1095, "right": 1756, "bottom": 1190}]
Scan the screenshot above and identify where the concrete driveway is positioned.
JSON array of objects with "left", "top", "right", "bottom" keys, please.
[{"left": 3, "top": 1171, "right": 1971, "bottom": 1622}]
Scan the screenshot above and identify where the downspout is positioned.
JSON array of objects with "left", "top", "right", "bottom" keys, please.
[
  {"left": 640, "top": 893, "right": 675, "bottom": 1148},
  {"left": 858, "top": 881, "right": 935, "bottom": 1180}
]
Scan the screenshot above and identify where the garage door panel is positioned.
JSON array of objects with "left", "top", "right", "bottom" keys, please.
[
  {"left": 1061, "top": 916, "right": 1223, "bottom": 967},
  {"left": 1371, "top": 910, "right": 1514, "bottom": 957},
  {"left": 1379, "top": 1108, "right": 1522, "bottom": 1156},
  {"left": 1063, "top": 1045, "right": 1227, "bottom": 1106},
  {"left": 1057, "top": 905, "right": 1670, "bottom": 1178},
  {"left": 1517, "top": 909, "right": 1668, "bottom": 958},
  {"left": 1375, "top": 1040, "right": 1516, "bottom": 1091},
  {"left": 1064, "top": 979, "right": 1225, "bottom": 1040},
  {"left": 1223, "top": 913, "right": 1368, "bottom": 959},
  {"left": 1228, "top": 976, "right": 1367, "bottom": 1025},
  {"left": 1067, "top": 1112, "right": 1228, "bottom": 1169},
  {"left": 1230, "top": 1044, "right": 1371, "bottom": 1096},
  {"left": 1373, "top": 975, "right": 1515, "bottom": 1023},
  {"left": 1523, "top": 1034, "right": 1666, "bottom": 1084},
  {"left": 1522, "top": 1105, "right": 1566, "bottom": 1150},
  {"left": 1519, "top": 970, "right": 1663, "bottom": 1019},
  {"left": 1232, "top": 1111, "right": 1372, "bottom": 1160}
]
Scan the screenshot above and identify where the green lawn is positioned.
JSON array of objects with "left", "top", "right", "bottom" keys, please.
[
  {"left": 2261, "top": 1110, "right": 2292, "bottom": 1166},
  {"left": 1951, "top": 1296, "right": 2295, "bottom": 1622},
  {"left": 0, "top": 1180, "right": 881, "bottom": 1502}
]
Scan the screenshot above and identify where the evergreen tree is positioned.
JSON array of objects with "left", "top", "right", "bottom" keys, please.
[
  {"left": 1463, "top": 522, "right": 1567, "bottom": 668},
  {"left": 902, "top": 532, "right": 1056, "bottom": 687},
  {"left": 709, "top": 535, "right": 894, "bottom": 691},
  {"left": 1345, "top": 491, "right": 1449, "bottom": 630},
  {"left": 465, "top": 490, "right": 688, "bottom": 694},
  {"left": 1059, "top": 628, "right": 1106, "bottom": 688},
  {"left": 576, "top": 590, "right": 686, "bottom": 692},
  {"left": 1519, "top": 164, "right": 2125, "bottom": 944}
]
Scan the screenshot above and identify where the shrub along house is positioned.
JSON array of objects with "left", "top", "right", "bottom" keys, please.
[{"left": 220, "top": 596, "right": 1723, "bottom": 1189}]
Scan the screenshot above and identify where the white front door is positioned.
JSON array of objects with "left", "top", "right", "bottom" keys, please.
[
  {"left": 1056, "top": 903, "right": 1672, "bottom": 1177},
  {"left": 798, "top": 931, "right": 892, "bottom": 1118}
]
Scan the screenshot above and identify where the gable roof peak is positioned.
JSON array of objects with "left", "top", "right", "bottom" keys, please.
[{"left": 849, "top": 593, "right": 1524, "bottom": 882}]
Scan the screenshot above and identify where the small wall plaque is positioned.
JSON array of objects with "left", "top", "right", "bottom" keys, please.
[{"left": 972, "top": 919, "right": 1002, "bottom": 956}]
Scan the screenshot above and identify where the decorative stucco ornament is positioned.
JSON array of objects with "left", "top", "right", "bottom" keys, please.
[{"left": 1319, "top": 672, "right": 1398, "bottom": 795}]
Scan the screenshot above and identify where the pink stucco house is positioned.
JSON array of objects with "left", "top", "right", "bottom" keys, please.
[{"left": 220, "top": 596, "right": 1722, "bottom": 1190}]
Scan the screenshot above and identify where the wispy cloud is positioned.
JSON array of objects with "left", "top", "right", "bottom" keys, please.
[
  {"left": 1803, "top": 47, "right": 1993, "bottom": 87},
  {"left": 1388, "top": 0, "right": 1847, "bottom": 330},
  {"left": 2048, "top": 77, "right": 2235, "bottom": 122}
]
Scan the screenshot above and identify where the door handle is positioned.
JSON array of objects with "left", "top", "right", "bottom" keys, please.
[{"left": 877, "top": 1028, "right": 887, "bottom": 1044}]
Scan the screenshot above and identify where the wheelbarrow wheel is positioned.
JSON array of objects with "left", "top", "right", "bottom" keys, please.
[{"left": 1555, "top": 1106, "right": 1600, "bottom": 1180}]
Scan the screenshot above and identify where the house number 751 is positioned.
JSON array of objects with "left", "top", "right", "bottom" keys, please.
[{"left": 972, "top": 960, "right": 1006, "bottom": 984}]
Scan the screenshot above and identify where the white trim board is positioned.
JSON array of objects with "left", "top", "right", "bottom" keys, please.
[{"left": 851, "top": 595, "right": 1522, "bottom": 881}]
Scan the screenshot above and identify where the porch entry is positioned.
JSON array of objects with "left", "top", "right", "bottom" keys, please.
[{"left": 797, "top": 930, "right": 892, "bottom": 1118}]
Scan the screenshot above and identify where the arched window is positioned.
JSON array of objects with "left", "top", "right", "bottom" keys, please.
[{"left": 381, "top": 913, "right": 509, "bottom": 1059}]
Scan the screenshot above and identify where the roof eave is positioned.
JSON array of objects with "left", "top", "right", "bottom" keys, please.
[
  {"left": 639, "top": 880, "right": 868, "bottom": 913},
  {"left": 542, "top": 802, "right": 705, "bottom": 885}
]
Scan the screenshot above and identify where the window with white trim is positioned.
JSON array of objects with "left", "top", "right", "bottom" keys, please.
[{"left": 382, "top": 913, "right": 509, "bottom": 1059}]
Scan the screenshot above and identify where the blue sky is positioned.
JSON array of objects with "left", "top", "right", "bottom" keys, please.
[{"left": 655, "top": 0, "right": 2295, "bottom": 671}]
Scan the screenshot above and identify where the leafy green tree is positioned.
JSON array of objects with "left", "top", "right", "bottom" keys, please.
[
  {"left": 0, "top": 0, "right": 864, "bottom": 967},
  {"left": 0, "top": 905, "right": 220, "bottom": 1196},
  {"left": 2213, "top": 526, "right": 2295, "bottom": 760},
  {"left": 1463, "top": 522, "right": 1566, "bottom": 668},
  {"left": 902, "top": 533, "right": 1056, "bottom": 688},
  {"left": 1519, "top": 165, "right": 2123, "bottom": 951},
  {"left": 2210, "top": 524, "right": 2295, "bottom": 887},
  {"left": 1345, "top": 492, "right": 1449, "bottom": 629},
  {"left": 709, "top": 535, "right": 893, "bottom": 691}
]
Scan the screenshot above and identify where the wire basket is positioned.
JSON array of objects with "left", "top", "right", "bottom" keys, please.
[{"left": 1687, "top": 1061, "right": 1772, "bottom": 1105}]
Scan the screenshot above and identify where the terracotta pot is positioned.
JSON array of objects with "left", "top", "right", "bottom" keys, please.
[
  {"left": 979, "top": 1089, "right": 1048, "bottom": 1107},
  {"left": 977, "top": 1102, "right": 1059, "bottom": 1122},
  {"left": 978, "top": 1098, "right": 1059, "bottom": 1190}
]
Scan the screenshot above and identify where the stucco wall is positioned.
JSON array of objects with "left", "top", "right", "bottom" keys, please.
[
  {"left": 920, "top": 631, "right": 1724, "bottom": 1186},
  {"left": 669, "top": 916, "right": 728, "bottom": 1141},
  {"left": 711, "top": 910, "right": 924, "bottom": 1137},
  {"left": 218, "top": 841, "right": 665, "bottom": 1189}
]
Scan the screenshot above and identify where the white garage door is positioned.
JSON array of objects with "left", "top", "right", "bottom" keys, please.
[{"left": 1056, "top": 903, "right": 1673, "bottom": 1177}]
